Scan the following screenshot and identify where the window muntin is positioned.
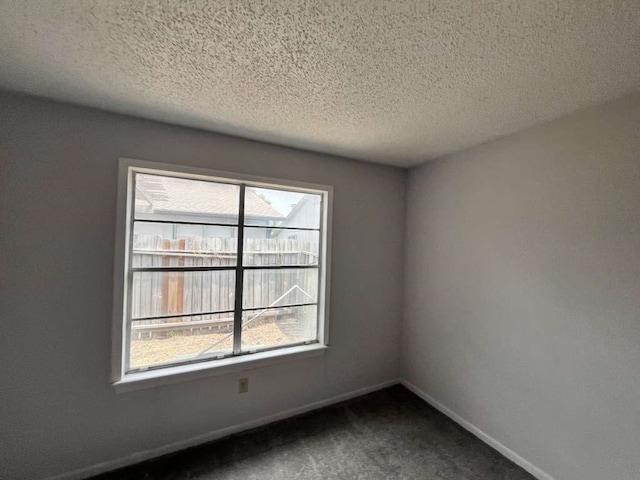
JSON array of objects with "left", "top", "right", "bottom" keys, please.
[{"left": 120, "top": 166, "right": 328, "bottom": 377}]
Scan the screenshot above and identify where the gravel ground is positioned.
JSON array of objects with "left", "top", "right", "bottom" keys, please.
[{"left": 130, "top": 321, "right": 304, "bottom": 369}]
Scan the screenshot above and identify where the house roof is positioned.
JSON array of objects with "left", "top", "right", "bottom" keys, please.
[{"left": 135, "top": 174, "right": 283, "bottom": 220}]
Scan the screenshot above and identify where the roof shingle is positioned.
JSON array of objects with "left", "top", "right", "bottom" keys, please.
[{"left": 135, "top": 174, "right": 283, "bottom": 220}]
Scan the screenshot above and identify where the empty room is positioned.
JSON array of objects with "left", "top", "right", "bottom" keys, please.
[{"left": 1, "top": 2, "right": 639, "bottom": 480}]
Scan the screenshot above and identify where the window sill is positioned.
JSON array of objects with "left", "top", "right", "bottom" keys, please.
[{"left": 112, "top": 344, "right": 328, "bottom": 393}]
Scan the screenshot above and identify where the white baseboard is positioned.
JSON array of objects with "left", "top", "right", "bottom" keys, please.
[
  {"left": 47, "top": 379, "right": 554, "bottom": 480},
  {"left": 401, "top": 379, "right": 554, "bottom": 480},
  {"left": 45, "top": 379, "right": 399, "bottom": 480}
]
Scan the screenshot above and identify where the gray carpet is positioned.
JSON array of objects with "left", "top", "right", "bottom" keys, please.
[{"left": 91, "top": 385, "right": 535, "bottom": 479}]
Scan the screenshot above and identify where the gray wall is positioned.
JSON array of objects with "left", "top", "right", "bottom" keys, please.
[
  {"left": 403, "top": 92, "right": 640, "bottom": 480},
  {"left": 0, "top": 92, "right": 405, "bottom": 480}
]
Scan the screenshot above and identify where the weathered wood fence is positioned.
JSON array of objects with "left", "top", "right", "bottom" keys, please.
[{"left": 131, "top": 235, "right": 319, "bottom": 338}]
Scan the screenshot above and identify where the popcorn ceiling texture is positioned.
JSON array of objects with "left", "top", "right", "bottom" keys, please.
[{"left": 0, "top": 0, "right": 638, "bottom": 166}]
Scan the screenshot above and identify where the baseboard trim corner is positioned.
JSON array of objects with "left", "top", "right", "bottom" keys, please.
[
  {"left": 400, "top": 379, "right": 554, "bottom": 480},
  {"left": 45, "top": 379, "right": 400, "bottom": 480}
]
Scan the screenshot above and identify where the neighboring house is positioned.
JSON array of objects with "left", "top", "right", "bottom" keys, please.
[
  {"left": 133, "top": 173, "right": 283, "bottom": 239},
  {"left": 274, "top": 193, "right": 322, "bottom": 245}
]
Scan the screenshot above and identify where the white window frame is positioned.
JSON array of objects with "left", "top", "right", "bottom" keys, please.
[{"left": 111, "top": 158, "right": 332, "bottom": 392}]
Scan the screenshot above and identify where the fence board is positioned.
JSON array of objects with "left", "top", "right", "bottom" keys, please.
[{"left": 131, "top": 234, "right": 319, "bottom": 338}]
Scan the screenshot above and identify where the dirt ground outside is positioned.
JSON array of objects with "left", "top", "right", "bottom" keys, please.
[{"left": 130, "top": 320, "right": 312, "bottom": 369}]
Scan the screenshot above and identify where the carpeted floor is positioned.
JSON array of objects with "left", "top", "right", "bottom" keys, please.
[{"left": 91, "top": 385, "right": 535, "bottom": 479}]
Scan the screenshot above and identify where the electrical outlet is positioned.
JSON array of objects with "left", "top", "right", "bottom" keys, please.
[{"left": 238, "top": 378, "right": 249, "bottom": 394}]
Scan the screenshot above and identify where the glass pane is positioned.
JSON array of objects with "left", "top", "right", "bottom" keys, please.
[
  {"left": 132, "top": 222, "right": 237, "bottom": 267},
  {"left": 243, "top": 229, "right": 319, "bottom": 266},
  {"left": 244, "top": 187, "right": 321, "bottom": 229},
  {"left": 242, "top": 268, "right": 318, "bottom": 310},
  {"left": 131, "top": 270, "right": 235, "bottom": 319},
  {"left": 134, "top": 173, "right": 239, "bottom": 225},
  {"left": 129, "top": 312, "right": 234, "bottom": 370},
  {"left": 241, "top": 305, "right": 318, "bottom": 352}
]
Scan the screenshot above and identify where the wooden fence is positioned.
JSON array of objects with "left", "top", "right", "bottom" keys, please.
[{"left": 131, "top": 235, "right": 319, "bottom": 338}]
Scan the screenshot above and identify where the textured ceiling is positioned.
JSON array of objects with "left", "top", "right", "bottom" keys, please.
[{"left": 0, "top": 1, "right": 639, "bottom": 167}]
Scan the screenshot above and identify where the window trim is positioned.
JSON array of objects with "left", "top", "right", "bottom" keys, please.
[{"left": 111, "top": 158, "right": 333, "bottom": 390}]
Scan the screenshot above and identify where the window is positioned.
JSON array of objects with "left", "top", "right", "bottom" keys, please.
[{"left": 112, "top": 159, "right": 331, "bottom": 389}]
